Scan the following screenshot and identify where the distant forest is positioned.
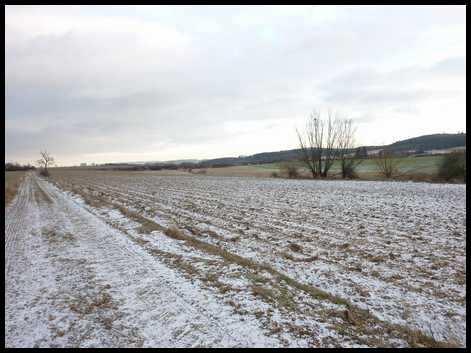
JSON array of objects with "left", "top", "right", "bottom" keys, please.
[
  {"left": 5, "top": 162, "right": 36, "bottom": 171},
  {"left": 386, "top": 133, "right": 466, "bottom": 152}
]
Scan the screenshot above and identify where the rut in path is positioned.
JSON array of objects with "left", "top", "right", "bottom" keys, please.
[{"left": 4, "top": 173, "right": 278, "bottom": 348}]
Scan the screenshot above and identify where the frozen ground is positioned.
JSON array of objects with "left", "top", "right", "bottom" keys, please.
[
  {"left": 5, "top": 171, "right": 466, "bottom": 347},
  {"left": 5, "top": 173, "right": 280, "bottom": 347}
]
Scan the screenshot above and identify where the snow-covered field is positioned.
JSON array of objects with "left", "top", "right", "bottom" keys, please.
[{"left": 5, "top": 171, "right": 466, "bottom": 347}]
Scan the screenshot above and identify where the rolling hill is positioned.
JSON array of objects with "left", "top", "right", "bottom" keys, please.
[
  {"left": 89, "top": 133, "right": 465, "bottom": 170},
  {"left": 196, "top": 133, "right": 466, "bottom": 167}
]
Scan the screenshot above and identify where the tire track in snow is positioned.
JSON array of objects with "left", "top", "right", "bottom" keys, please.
[{"left": 5, "top": 172, "right": 34, "bottom": 278}]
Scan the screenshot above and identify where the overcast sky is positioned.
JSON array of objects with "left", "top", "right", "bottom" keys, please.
[{"left": 5, "top": 5, "right": 466, "bottom": 166}]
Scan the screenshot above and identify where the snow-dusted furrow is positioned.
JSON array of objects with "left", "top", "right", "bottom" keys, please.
[
  {"left": 67, "top": 177, "right": 464, "bottom": 304},
  {"left": 49, "top": 171, "right": 466, "bottom": 346},
  {"left": 67, "top": 176, "right": 463, "bottom": 282}
]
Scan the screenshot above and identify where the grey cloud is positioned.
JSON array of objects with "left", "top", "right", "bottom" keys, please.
[
  {"left": 320, "top": 57, "right": 466, "bottom": 107},
  {"left": 429, "top": 57, "right": 466, "bottom": 76},
  {"left": 5, "top": 6, "right": 466, "bottom": 164}
]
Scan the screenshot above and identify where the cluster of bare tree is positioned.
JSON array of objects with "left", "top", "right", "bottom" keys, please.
[{"left": 296, "top": 109, "right": 361, "bottom": 179}]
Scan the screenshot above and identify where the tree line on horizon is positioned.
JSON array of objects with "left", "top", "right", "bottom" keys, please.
[{"left": 5, "top": 162, "right": 36, "bottom": 171}]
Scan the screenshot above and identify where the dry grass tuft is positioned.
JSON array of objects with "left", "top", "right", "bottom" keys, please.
[
  {"left": 165, "top": 226, "right": 187, "bottom": 239},
  {"left": 41, "top": 228, "right": 75, "bottom": 244},
  {"left": 343, "top": 309, "right": 357, "bottom": 325},
  {"left": 69, "top": 291, "right": 115, "bottom": 316},
  {"left": 251, "top": 285, "right": 275, "bottom": 301},
  {"left": 288, "top": 243, "right": 303, "bottom": 253}
]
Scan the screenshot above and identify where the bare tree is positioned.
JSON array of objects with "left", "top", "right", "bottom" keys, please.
[
  {"left": 337, "top": 119, "right": 362, "bottom": 178},
  {"left": 297, "top": 109, "right": 355, "bottom": 178},
  {"left": 320, "top": 110, "right": 342, "bottom": 177},
  {"left": 37, "top": 150, "right": 55, "bottom": 177},
  {"left": 374, "top": 150, "right": 400, "bottom": 178},
  {"left": 296, "top": 109, "right": 323, "bottom": 178}
]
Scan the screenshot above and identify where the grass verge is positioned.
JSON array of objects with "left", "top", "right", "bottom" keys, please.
[{"left": 5, "top": 171, "right": 25, "bottom": 206}]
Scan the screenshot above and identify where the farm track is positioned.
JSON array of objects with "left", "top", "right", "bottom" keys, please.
[
  {"left": 50, "top": 172, "right": 466, "bottom": 346},
  {"left": 5, "top": 173, "right": 280, "bottom": 347},
  {"left": 5, "top": 173, "right": 36, "bottom": 278}
]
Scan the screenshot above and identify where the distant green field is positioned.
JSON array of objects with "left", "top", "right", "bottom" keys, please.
[
  {"left": 133, "top": 154, "right": 456, "bottom": 181},
  {"left": 250, "top": 155, "right": 446, "bottom": 178},
  {"left": 333, "top": 155, "right": 444, "bottom": 176}
]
